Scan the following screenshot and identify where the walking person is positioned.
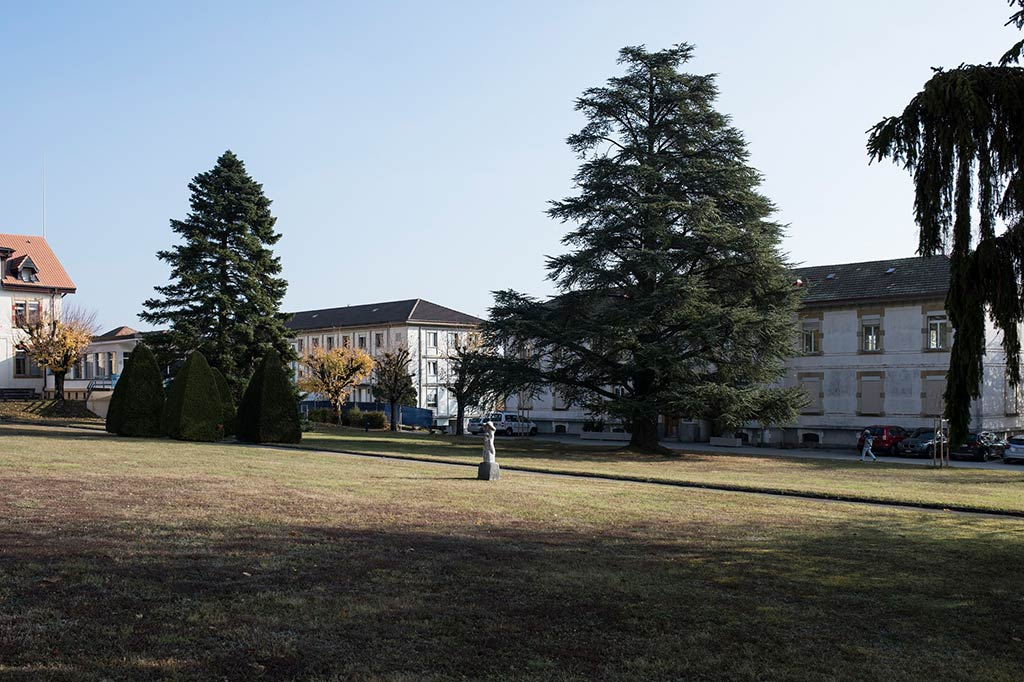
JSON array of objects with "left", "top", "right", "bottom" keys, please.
[{"left": 860, "top": 428, "right": 877, "bottom": 462}]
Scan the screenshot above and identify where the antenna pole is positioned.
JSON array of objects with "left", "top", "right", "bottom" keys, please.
[{"left": 42, "top": 153, "right": 46, "bottom": 238}]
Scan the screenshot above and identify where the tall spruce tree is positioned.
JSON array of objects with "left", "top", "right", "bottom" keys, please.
[
  {"left": 140, "top": 151, "right": 292, "bottom": 394},
  {"left": 484, "top": 44, "right": 805, "bottom": 453},
  {"left": 867, "top": 1, "right": 1024, "bottom": 446}
]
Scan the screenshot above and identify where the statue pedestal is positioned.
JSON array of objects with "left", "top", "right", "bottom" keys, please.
[{"left": 477, "top": 461, "right": 500, "bottom": 481}]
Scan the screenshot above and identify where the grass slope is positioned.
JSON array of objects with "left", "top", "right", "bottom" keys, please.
[{"left": 0, "top": 424, "right": 1022, "bottom": 681}]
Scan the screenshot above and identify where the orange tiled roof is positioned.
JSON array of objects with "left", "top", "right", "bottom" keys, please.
[{"left": 0, "top": 233, "right": 76, "bottom": 293}]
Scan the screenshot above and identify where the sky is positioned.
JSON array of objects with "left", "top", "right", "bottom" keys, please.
[{"left": 0, "top": 1, "right": 1016, "bottom": 331}]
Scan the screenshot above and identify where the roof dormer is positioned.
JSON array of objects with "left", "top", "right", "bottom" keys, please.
[{"left": 11, "top": 255, "right": 40, "bottom": 283}]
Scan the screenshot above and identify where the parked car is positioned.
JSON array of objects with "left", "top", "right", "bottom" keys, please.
[
  {"left": 1004, "top": 436, "right": 1024, "bottom": 464},
  {"left": 897, "top": 430, "right": 947, "bottom": 458},
  {"left": 467, "top": 412, "right": 538, "bottom": 437},
  {"left": 857, "top": 425, "right": 909, "bottom": 454},
  {"left": 953, "top": 432, "right": 1004, "bottom": 462}
]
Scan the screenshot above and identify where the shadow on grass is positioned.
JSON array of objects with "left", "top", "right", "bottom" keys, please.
[{"left": 1, "top": 512, "right": 1022, "bottom": 681}]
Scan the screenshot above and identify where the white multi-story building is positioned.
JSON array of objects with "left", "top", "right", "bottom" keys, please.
[
  {"left": 0, "top": 233, "right": 76, "bottom": 396},
  {"left": 508, "top": 256, "right": 1024, "bottom": 444},
  {"left": 753, "top": 255, "right": 1022, "bottom": 446},
  {"left": 286, "top": 299, "right": 483, "bottom": 422}
]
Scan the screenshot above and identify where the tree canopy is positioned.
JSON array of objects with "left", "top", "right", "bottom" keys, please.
[
  {"left": 371, "top": 346, "right": 417, "bottom": 432},
  {"left": 485, "top": 44, "right": 804, "bottom": 452},
  {"left": 867, "top": 1, "right": 1024, "bottom": 445},
  {"left": 297, "top": 346, "right": 374, "bottom": 421},
  {"left": 140, "top": 150, "right": 293, "bottom": 395}
]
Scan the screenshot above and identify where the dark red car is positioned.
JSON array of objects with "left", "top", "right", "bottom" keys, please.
[{"left": 857, "top": 425, "right": 909, "bottom": 454}]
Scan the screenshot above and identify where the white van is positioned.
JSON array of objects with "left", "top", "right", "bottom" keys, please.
[{"left": 467, "top": 412, "right": 538, "bottom": 437}]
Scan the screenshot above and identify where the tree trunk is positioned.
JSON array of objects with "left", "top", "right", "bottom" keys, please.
[
  {"left": 628, "top": 415, "right": 661, "bottom": 452},
  {"left": 455, "top": 401, "right": 466, "bottom": 436},
  {"left": 54, "top": 370, "right": 66, "bottom": 402},
  {"left": 331, "top": 398, "right": 342, "bottom": 425},
  {"left": 390, "top": 400, "right": 398, "bottom": 431}
]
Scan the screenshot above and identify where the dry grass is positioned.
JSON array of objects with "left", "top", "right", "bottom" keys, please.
[
  {"left": 297, "top": 428, "right": 1024, "bottom": 514},
  {"left": 1, "top": 424, "right": 1023, "bottom": 680}
]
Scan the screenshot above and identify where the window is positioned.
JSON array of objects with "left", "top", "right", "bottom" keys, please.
[
  {"left": 448, "top": 332, "right": 459, "bottom": 347},
  {"left": 862, "top": 324, "right": 881, "bottom": 352},
  {"left": 924, "top": 376, "right": 946, "bottom": 416},
  {"left": 801, "top": 329, "right": 818, "bottom": 354},
  {"left": 1007, "top": 379, "right": 1020, "bottom": 416},
  {"left": 122, "top": 352, "right": 132, "bottom": 370},
  {"left": 14, "top": 350, "right": 41, "bottom": 378},
  {"left": 297, "top": 339, "right": 304, "bottom": 353},
  {"left": 858, "top": 375, "right": 883, "bottom": 415},
  {"left": 517, "top": 392, "right": 533, "bottom": 410},
  {"left": 427, "top": 360, "right": 438, "bottom": 377},
  {"left": 375, "top": 333, "right": 384, "bottom": 348},
  {"left": 800, "top": 376, "right": 823, "bottom": 414},
  {"left": 552, "top": 391, "right": 568, "bottom": 410},
  {"left": 927, "top": 315, "right": 948, "bottom": 350},
  {"left": 108, "top": 352, "right": 117, "bottom": 376},
  {"left": 358, "top": 336, "right": 366, "bottom": 349},
  {"left": 426, "top": 389, "right": 438, "bottom": 408},
  {"left": 326, "top": 336, "right": 335, "bottom": 351},
  {"left": 426, "top": 331, "right": 438, "bottom": 349},
  {"left": 12, "top": 301, "right": 25, "bottom": 325},
  {"left": 26, "top": 302, "right": 40, "bottom": 325},
  {"left": 312, "top": 338, "right": 320, "bottom": 349},
  {"left": 342, "top": 336, "right": 350, "bottom": 348}
]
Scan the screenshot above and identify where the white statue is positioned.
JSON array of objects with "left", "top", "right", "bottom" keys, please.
[{"left": 481, "top": 420, "right": 497, "bottom": 463}]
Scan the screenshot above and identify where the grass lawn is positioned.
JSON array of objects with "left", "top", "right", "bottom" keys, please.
[
  {"left": 299, "top": 427, "right": 1024, "bottom": 515},
  {"left": 0, "top": 399, "right": 102, "bottom": 430},
  {"left": 1, "top": 423, "right": 1023, "bottom": 681}
]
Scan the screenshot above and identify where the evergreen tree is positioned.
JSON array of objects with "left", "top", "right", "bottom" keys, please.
[
  {"left": 162, "top": 351, "right": 224, "bottom": 442},
  {"left": 867, "top": 1, "right": 1024, "bottom": 446},
  {"left": 484, "top": 44, "right": 804, "bottom": 453},
  {"left": 237, "top": 350, "right": 301, "bottom": 444},
  {"left": 371, "top": 347, "right": 417, "bottom": 431},
  {"left": 211, "top": 366, "right": 237, "bottom": 437},
  {"left": 140, "top": 150, "right": 293, "bottom": 395},
  {"left": 106, "top": 342, "right": 165, "bottom": 437}
]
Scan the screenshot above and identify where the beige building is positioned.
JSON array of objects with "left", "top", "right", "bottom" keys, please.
[
  {"left": 0, "top": 233, "right": 76, "bottom": 397},
  {"left": 752, "top": 255, "right": 1022, "bottom": 446},
  {"left": 286, "top": 299, "right": 483, "bottom": 423}
]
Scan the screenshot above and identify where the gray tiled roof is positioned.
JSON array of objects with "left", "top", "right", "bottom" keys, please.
[
  {"left": 793, "top": 256, "right": 950, "bottom": 306},
  {"left": 286, "top": 298, "right": 484, "bottom": 331}
]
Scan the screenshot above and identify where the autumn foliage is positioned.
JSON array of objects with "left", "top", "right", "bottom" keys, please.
[{"left": 297, "top": 346, "right": 374, "bottom": 421}]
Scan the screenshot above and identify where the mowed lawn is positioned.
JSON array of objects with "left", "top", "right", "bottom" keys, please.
[
  {"left": 301, "top": 428, "right": 1024, "bottom": 514},
  {"left": 0, "top": 425, "right": 1022, "bottom": 681}
]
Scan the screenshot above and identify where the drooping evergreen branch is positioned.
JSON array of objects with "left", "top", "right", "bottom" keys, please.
[{"left": 868, "top": 4, "right": 1024, "bottom": 445}]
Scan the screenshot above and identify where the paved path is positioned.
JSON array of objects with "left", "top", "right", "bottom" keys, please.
[{"left": 527, "top": 434, "right": 1024, "bottom": 470}]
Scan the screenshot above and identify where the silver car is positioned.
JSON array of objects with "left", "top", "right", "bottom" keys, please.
[{"left": 1004, "top": 436, "right": 1024, "bottom": 464}]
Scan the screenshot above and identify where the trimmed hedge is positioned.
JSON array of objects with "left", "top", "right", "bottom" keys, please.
[
  {"left": 211, "top": 366, "right": 237, "bottom": 436},
  {"left": 237, "top": 350, "right": 301, "bottom": 443},
  {"left": 105, "top": 343, "right": 165, "bottom": 437},
  {"left": 161, "top": 351, "right": 224, "bottom": 442}
]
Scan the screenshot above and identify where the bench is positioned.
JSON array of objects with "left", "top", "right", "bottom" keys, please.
[{"left": 0, "top": 388, "right": 41, "bottom": 401}]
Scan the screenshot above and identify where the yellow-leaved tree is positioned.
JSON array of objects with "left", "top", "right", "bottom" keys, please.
[
  {"left": 297, "top": 346, "right": 374, "bottom": 422},
  {"left": 18, "top": 306, "right": 99, "bottom": 401}
]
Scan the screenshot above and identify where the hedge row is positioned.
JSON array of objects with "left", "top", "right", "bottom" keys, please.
[{"left": 106, "top": 346, "right": 299, "bottom": 444}]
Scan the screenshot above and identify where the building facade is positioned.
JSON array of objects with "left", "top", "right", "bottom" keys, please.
[
  {"left": 286, "top": 299, "right": 483, "bottom": 424},
  {"left": 0, "top": 233, "right": 76, "bottom": 395},
  {"left": 509, "top": 256, "right": 1024, "bottom": 445},
  {"left": 752, "top": 256, "right": 1022, "bottom": 446}
]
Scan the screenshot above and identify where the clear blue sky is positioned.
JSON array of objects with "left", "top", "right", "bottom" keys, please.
[{"left": 1, "top": 1, "right": 1015, "bottom": 331}]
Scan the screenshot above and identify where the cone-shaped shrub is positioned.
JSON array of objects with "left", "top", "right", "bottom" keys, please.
[
  {"left": 106, "top": 343, "right": 166, "bottom": 437},
  {"left": 211, "top": 366, "right": 237, "bottom": 437},
  {"left": 237, "top": 350, "right": 301, "bottom": 443},
  {"left": 161, "top": 350, "right": 224, "bottom": 441}
]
